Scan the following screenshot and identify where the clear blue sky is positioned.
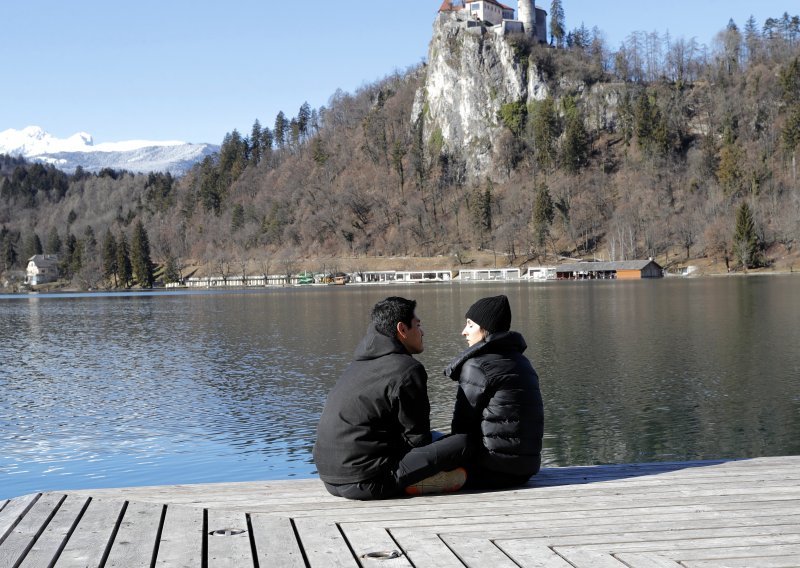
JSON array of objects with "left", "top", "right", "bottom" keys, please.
[{"left": 1, "top": 0, "right": 793, "bottom": 145}]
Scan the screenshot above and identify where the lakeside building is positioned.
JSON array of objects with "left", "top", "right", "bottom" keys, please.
[
  {"left": 455, "top": 267, "right": 521, "bottom": 281},
  {"left": 25, "top": 255, "right": 59, "bottom": 286},
  {"left": 525, "top": 266, "right": 557, "bottom": 280},
  {"left": 555, "top": 260, "right": 664, "bottom": 280}
]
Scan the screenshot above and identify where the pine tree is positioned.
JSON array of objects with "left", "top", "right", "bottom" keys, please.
[
  {"left": 116, "top": 233, "right": 132, "bottom": 288},
  {"left": 529, "top": 97, "right": 559, "bottom": 169},
  {"left": 46, "top": 227, "right": 62, "bottom": 255},
  {"left": 532, "top": 182, "right": 555, "bottom": 256},
  {"left": 130, "top": 220, "right": 154, "bottom": 288},
  {"left": 274, "top": 111, "right": 287, "bottom": 149},
  {"left": 560, "top": 97, "right": 589, "bottom": 173},
  {"left": 102, "top": 229, "right": 118, "bottom": 288},
  {"left": 249, "top": 119, "right": 262, "bottom": 167},
  {"left": 298, "top": 102, "right": 311, "bottom": 142},
  {"left": 0, "top": 226, "right": 17, "bottom": 272},
  {"left": 550, "top": 0, "right": 565, "bottom": 48},
  {"left": 733, "top": 201, "right": 759, "bottom": 270},
  {"left": 23, "top": 232, "right": 43, "bottom": 260}
]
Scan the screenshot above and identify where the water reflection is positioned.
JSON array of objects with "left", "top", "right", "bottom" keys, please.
[{"left": 1, "top": 278, "right": 799, "bottom": 499}]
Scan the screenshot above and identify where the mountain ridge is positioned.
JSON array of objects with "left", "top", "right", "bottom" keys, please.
[{"left": 0, "top": 126, "right": 218, "bottom": 175}]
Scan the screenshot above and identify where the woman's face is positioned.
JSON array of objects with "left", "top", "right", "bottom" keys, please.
[{"left": 462, "top": 318, "right": 485, "bottom": 347}]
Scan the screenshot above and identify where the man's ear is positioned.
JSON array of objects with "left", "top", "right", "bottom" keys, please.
[{"left": 396, "top": 321, "right": 408, "bottom": 339}]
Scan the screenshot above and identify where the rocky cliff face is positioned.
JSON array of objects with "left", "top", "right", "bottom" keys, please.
[{"left": 414, "top": 12, "right": 550, "bottom": 181}]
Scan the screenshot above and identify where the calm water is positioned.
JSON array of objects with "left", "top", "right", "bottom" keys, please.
[{"left": 1, "top": 277, "right": 799, "bottom": 499}]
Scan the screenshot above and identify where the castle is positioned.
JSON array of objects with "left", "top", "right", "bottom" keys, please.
[{"left": 438, "top": 0, "right": 548, "bottom": 43}]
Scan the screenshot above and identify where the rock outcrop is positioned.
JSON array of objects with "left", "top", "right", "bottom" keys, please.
[{"left": 414, "top": 11, "right": 550, "bottom": 181}]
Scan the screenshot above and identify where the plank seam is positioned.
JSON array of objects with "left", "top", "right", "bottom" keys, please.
[
  {"left": 98, "top": 500, "right": 128, "bottom": 568},
  {"left": 0, "top": 493, "right": 42, "bottom": 546},
  {"left": 288, "top": 517, "right": 312, "bottom": 568},
  {"left": 11, "top": 493, "right": 67, "bottom": 568},
  {"left": 202, "top": 508, "right": 208, "bottom": 568},
  {"left": 335, "top": 520, "right": 361, "bottom": 566},
  {"left": 149, "top": 504, "right": 167, "bottom": 568},
  {"left": 245, "top": 513, "right": 260, "bottom": 568},
  {"left": 46, "top": 496, "right": 93, "bottom": 568}
]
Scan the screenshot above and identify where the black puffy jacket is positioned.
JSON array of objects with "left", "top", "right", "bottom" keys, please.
[
  {"left": 313, "top": 324, "right": 432, "bottom": 484},
  {"left": 445, "top": 331, "right": 543, "bottom": 477}
]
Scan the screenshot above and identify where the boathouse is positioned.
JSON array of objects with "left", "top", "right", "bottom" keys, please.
[{"left": 556, "top": 260, "right": 664, "bottom": 280}]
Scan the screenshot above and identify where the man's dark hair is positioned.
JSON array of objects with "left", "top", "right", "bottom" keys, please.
[{"left": 371, "top": 297, "right": 417, "bottom": 337}]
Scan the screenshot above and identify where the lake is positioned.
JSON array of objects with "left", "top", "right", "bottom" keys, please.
[{"left": 1, "top": 276, "right": 799, "bottom": 500}]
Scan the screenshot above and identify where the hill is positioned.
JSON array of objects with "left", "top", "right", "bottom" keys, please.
[{"left": 2, "top": 9, "right": 800, "bottom": 289}]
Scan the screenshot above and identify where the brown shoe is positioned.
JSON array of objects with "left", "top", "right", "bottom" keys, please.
[{"left": 404, "top": 467, "right": 467, "bottom": 496}]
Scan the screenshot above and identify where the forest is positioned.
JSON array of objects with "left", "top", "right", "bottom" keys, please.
[{"left": 1, "top": 8, "right": 799, "bottom": 289}]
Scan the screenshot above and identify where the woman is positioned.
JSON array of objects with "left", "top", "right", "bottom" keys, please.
[{"left": 445, "top": 294, "right": 544, "bottom": 489}]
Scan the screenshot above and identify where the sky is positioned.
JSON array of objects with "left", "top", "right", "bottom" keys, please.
[{"left": 1, "top": 0, "right": 794, "bottom": 146}]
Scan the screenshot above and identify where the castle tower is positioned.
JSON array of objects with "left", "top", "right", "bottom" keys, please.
[{"left": 517, "top": 0, "right": 536, "bottom": 38}]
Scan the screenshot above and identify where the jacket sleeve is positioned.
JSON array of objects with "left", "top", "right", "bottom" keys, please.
[
  {"left": 396, "top": 363, "right": 432, "bottom": 448},
  {"left": 451, "top": 360, "right": 489, "bottom": 434}
]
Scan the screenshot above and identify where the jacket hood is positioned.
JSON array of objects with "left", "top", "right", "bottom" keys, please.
[
  {"left": 444, "top": 330, "right": 527, "bottom": 380},
  {"left": 354, "top": 323, "right": 410, "bottom": 360}
]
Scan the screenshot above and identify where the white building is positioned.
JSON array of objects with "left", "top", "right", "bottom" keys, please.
[{"left": 25, "top": 255, "right": 60, "bottom": 285}]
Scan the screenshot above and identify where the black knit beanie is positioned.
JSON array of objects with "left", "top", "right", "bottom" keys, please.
[{"left": 465, "top": 295, "right": 511, "bottom": 333}]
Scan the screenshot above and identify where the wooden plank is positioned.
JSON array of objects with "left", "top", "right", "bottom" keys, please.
[
  {"left": 495, "top": 533, "right": 800, "bottom": 562},
  {"left": 444, "top": 532, "right": 531, "bottom": 568},
  {"left": 0, "top": 493, "right": 64, "bottom": 568},
  {"left": 104, "top": 501, "right": 163, "bottom": 567},
  {"left": 206, "top": 508, "right": 252, "bottom": 568},
  {"left": 337, "top": 523, "right": 413, "bottom": 568},
  {"left": 617, "top": 552, "right": 709, "bottom": 567},
  {"left": 248, "top": 514, "right": 305, "bottom": 568},
  {"left": 0, "top": 494, "right": 39, "bottom": 544},
  {"left": 552, "top": 549, "right": 630, "bottom": 568},
  {"left": 485, "top": 545, "right": 574, "bottom": 568},
  {"left": 17, "top": 495, "right": 90, "bottom": 568},
  {"left": 155, "top": 505, "right": 203, "bottom": 568},
  {"left": 684, "top": 558, "right": 800, "bottom": 568},
  {"left": 388, "top": 530, "right": 467, "bottom": 568},
  {"left": 292, "top": 517, "right": 359, "bottom": 567},
  {"left": 668, "top": 544, "right": 800, "bottom": 561},
  {"left": 53, "top": 498, "right": 126, "bottom": 568}
]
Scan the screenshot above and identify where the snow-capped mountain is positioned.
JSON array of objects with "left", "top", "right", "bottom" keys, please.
[{"left": 0, "top": 126, "right": 218, "bottom": 175}]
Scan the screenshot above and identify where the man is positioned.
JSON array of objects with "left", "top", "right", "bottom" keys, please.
[{"left": 313, "top": 296, "right": 471, "bottom": 499}]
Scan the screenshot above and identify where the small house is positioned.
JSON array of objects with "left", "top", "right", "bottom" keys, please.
[{"left": 25, "top": 255, "right": 60, "bottom": 285}]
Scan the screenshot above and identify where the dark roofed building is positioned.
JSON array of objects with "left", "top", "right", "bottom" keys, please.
[{"left": 556, "top": 260, "right": 663, "bottom": 280}]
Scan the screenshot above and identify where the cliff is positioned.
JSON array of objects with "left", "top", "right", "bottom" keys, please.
[{"left": 414, "top": 11, "right": 550, "bottom": 181}]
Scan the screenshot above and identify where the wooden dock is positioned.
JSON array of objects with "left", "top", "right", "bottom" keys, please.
[{"left": 1, "top": 455, "right": 798, "bottom": 567}]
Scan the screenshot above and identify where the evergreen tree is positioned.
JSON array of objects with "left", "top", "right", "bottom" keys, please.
[
  {"left": 274, "top": 111, "right": 287, "bottom": 149},
  {"left": 62, "top": 233, "right": 82, "bottom": 278},
  {"left": 102, "top": 229, "right": 118, "bottom": 288},
  {"left": 249, "top": 119, "right": 263, "bottom": 167},
  {"left": 529, "top": 97, "right": 559, "bottom": 169},
  {"left": 560, "top": 97, "right": 589, "bottom": 173},
  {"left": 298, "top": 102, "right": 311, "bottom": 141},
  {"left": 0, "top": 226, "right": 17, "bottom": 272},
  {"left": 116, "top": 232, "right": 132, "bottom": 288},
  {"left": 532, "top": 182, "right": 555, "bottom": 255},
  {"left": 130, "top": 220, "right": 154, "bottom": 288},
  {"left": 550, "top": 0, "right": 565, "bottom": 48},
  {"left": 45, "top": 227, "right": 62, "bottom": 255},
  {"left": 162, "top": 252, "right": 181, "bottom": 284},
  {"left": 733, "top": 201, "right": 759, "bottom": 269},
  {"left": 23, "top": 232, "right": 43, "bottom": 260}
]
